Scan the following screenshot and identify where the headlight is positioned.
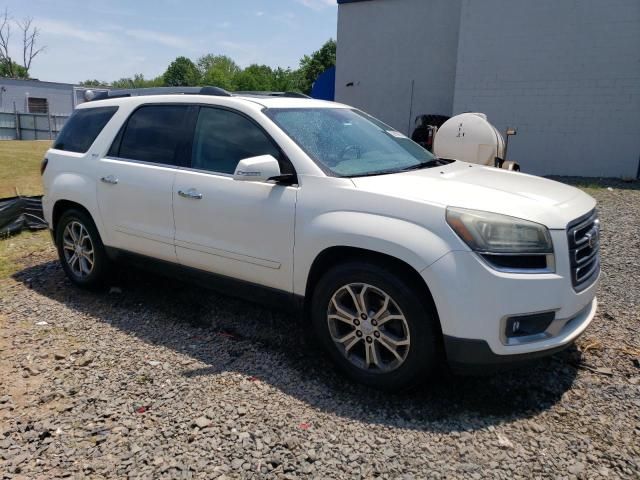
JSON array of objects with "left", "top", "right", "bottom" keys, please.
[{"left": 446, "top": 207, "right": 554, "bottom": 272}]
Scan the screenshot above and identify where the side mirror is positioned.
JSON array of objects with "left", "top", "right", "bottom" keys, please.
[{"left": 233, "top": 155, "right": 281, "bottom": 183}]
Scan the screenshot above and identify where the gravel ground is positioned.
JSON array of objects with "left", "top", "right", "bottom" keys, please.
[{"left": 1, "top": 179, "right": 639, "bottom": 479}]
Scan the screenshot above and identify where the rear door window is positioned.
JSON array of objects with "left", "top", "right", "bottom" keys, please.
[
  {"left": 116, "top": 105, "right": 191, "bottom": 166},
  {"left": 53, "top": 106, "right": 118, "bottom": 153}
]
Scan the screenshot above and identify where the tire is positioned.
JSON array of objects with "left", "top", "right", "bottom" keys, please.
[
  {"left": 55, "top": 209, "right": 109, "bottom": 289},
  {"left": 311, "top": 261, "right": 440, "bottom": 391}
]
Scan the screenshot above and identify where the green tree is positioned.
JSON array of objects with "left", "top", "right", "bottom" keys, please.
[
  {"left": 79, "top": 79, "right": 109, "bottom": 87},
  {"left": 110, "top": 77, "right": 135, "bottom": 89},
  {"left": 89, "top": 41, "right": 336, "bottom": 95},
  {"left": 0, "top": 60, "right": 28, "bottom": 78},
  {"left": 111, "top": 73, "right": 161, "bottom": 89},
  {"left": 297, "top": 39, "right": 336, "bottom": 94},
  {"left": 234, "top": 64, "right": 275, "bottom": 91},
  {"left": 272, "top": 67, "right": 300, "bottom": 92},
  {"left": 162, "top": 56, "right": 200, "bottom": 87},
  {"left": 197, "top": 54, "right": 240, "bottom": 90},
  {"left": 0, "top": 10, "right": 45, "bottom": 78}
]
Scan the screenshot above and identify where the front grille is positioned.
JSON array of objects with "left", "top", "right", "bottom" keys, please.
[{"left": 567, "top": 210, "right": 600, "bottom": 291}]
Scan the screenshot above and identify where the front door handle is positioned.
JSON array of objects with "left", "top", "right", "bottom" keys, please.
[
  {"left": 100, "top": 175, "right": 118, "bottom": 185},
  {"left": 178, "top": 188, "right": 203, "bottom": 200}
]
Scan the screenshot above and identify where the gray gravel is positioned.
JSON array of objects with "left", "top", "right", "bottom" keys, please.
[{"left": 1, "top": 179, "right": 639, "bottom": 479}]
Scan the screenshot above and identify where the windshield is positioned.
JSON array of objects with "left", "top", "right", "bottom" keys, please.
[{"left": 265, "top": 108, "right": 441, "bottom": 177}]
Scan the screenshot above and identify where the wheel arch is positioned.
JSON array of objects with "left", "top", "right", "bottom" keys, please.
[
  {"left": 303, "top": 246, "right": 442, "bottom": 335},
  {"left": 52, "top": 200, "right": 98, "bottom": 238}
]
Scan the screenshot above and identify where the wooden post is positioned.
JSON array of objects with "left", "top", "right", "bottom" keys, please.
[
  {"left": 13, "top": 102, "right": 20, "bottom": 140},
  {"left": 47, "top": 111, "right": 53, "bottom": 140}
]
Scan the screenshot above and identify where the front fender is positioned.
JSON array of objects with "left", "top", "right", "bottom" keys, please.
[{"left": 294, "top": 211, "right": 452, "bottom": 296}]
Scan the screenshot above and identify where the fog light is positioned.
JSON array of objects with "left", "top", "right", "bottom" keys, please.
[{"left": 505, "top": 312, "right": 555, "bottom": 338}]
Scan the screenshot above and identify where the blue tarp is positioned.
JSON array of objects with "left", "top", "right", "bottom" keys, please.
[{"left": 311, "top": 66, "right": 336, "bottom": 101}]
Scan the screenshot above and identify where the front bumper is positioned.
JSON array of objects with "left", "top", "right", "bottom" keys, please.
[
  {"left": 421, "top": 229, "right": 599, "bottom": 367},
  {"left": 443, "top": 298, "right": 596, "bottom": 373}
]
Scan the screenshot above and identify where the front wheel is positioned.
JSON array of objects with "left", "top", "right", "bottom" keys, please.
[
  {"left": 55, "top": 209, "right": 109, "bottom": 289},
  {"left": 311, "top": 262, "right": 440, "bottom": 391}
]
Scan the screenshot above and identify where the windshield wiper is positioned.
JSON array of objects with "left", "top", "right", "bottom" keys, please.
[
  {"left": 347, "top": 158, "right": 453, "bottom": 178},
  {"left": 399, "top": 159, "right": 445, "bottom": 172},
  {"left": 349, "top": 169, "right": 403, "bottom": 178}
]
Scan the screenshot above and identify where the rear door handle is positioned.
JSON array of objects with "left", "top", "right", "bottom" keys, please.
[
  {"left": 100, "top": 175, "right": 118, "bottom": 185},
  {"left": 178, "top": 188, "right": 203, "bottom": 200}
]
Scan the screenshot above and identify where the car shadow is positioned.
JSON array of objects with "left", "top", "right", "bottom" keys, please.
[{"left": 13, "top": 260, "right": 579, "bottom": 432}]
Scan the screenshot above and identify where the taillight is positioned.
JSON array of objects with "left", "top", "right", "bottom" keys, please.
[{"left": 40, "top": 158, "right": 48, "bottom": 175}]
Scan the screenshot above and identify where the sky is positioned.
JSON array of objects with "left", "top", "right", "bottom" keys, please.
[{"left": 1, "top": 0, "right": 338, "bottom": 84}]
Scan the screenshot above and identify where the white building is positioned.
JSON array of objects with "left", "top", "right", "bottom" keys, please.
[
  {"left": 0, "top": 78, "right": 100, "bottom": 115},
  {"left": 0, "top": 78, "right": 107, "bottom": 140},
  {"left": 336, "top": 0, "right": 640, "bottom": 178}
]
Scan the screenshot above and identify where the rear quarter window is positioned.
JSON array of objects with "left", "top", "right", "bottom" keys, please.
[{"left": 53, "top": 106, "right": 119, "bottom": 153}]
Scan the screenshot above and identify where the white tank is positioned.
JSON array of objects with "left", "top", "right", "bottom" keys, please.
[{"left": 433, "top": 113, "right": 505, "bottom": 166}]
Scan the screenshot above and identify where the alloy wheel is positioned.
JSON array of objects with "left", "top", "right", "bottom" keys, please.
[
  {"left": 327, "top": 283, "right": 410, "bottom": 373},
  {"left": 62, "top": 221, "right": 95, "bottom": 278}
]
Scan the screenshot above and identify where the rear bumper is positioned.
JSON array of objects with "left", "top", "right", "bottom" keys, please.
[{"left": 42, "top": 194, "right": 52, "bottom": 227}]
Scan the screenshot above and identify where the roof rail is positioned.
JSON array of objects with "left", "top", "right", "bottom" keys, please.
[
  {"left": 233, "top": 91, "right": 311, "bottom": 99},
  {"left": 85, "top": 86, "right": 232, "bottom": 102}
]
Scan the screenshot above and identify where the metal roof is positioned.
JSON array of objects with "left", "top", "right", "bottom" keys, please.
[{"left": 0, "top": 77, "right": 96, "bottom": 89}]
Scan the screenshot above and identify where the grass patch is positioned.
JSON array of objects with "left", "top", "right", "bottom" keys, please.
[
  {"left": 0, "top": 230, "right": 53, "bottom": 280},
  {"left": 0, "top": 140, "right": 50, "bottom": 198}
]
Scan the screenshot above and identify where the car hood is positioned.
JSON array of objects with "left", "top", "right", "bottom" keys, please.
[{"left": 351, "top": 161, "right": 596, "bottom": 229}]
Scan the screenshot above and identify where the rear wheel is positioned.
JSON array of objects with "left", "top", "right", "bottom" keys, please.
[
  {"left": 311, "top": 261, "right": 440, "bottom": 391},
  {"left": 55, "top": 209, "right": 109, "bottom": 289}
]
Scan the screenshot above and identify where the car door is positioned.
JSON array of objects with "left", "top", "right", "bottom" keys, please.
[
  {"left": 96, "top": 104, "right": 192, "bottom": 262},
  {"left": 173, "top": 106, "right": 297, "bottom": 292}
]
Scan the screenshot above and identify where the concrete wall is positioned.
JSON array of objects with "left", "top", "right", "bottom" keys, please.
[
  {"left": 453, "top": 0, "right": 640, "bottom": 177},
  {"left": 336, "top": 0, "right": 462, "bottom": 135},
  {"left": 0, "top": 78, "right": 76, "bottom": 115}
]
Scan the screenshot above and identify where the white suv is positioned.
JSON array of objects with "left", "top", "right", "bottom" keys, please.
[{"left": 41, "top": 87, "right": 600, "bottom": 390}]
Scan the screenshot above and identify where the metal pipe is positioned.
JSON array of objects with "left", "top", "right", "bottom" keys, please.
[{"left": 407, "top": 79, "right": 415, "bottom": 136}]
